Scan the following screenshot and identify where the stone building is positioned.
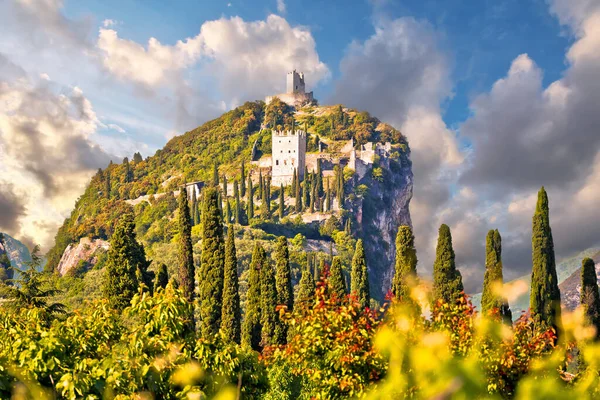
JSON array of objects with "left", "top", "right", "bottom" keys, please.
[
  {"left": 271, "top": 129, "right": 307, "bottom": 186},
  {"left": 265, "top": 70, "right": 315, "bottom": 107}
]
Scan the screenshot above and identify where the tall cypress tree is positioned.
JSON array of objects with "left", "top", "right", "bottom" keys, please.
[
  {"left": 225, "top": 199, "right": 233, "bottom": 223},
  {"left": 432, "top": 224, "right": 464, "bottom": 304},
  {"left": 240, "top": 161, "right": 246, "bottom": 197},
  {"left": 344, "top": 219, "right": 352, "bottom": 235},
  {"left": 309, "top": 179, "right": 315, "bottom": 213},
  {"left": 242, "top": 243, "right": 264, "bottom": 350},
  {"left": 274, "top": 237, "right": 293, "bottom": 312},
  {"left": 481, "top": 229, "right": 512, "bottom": 324},
  {"left": 103, "top": 214, "right": 148, "bottom": 310},
  {"left": 337, "top": 166, "right": 345, "bottom": 209},
  {"left": 261, "top": 184, "right": 270, "bottom": 220},
  {"left": 258, "top": 171, "right": 264, "bottom": 201},
  {"left": 581, "top": 257, "right": 600, "bottom": 337},
  {"left": 212, "top": 163, "right": 219, "bottom": 187},
  {"left": 191, "top": 189, "right": 198, "bottom": 226},
  {"left": 302, "top": 181, "right": 310, "bottom": 211},
  {"left": 260, "top": 257, "right": 279, "bottom": 347},
  {"left": 234, "top": 181, "right": 241, "bottom": 224},
  {"left": 316, "top": 158, "right": 323, "bottom": 197},
  {"left": 198, "top": 187, "right": 226, "bottom": 337},
  {"left": 391, "top": 225, "right": 418, "bottom": 303},
  {"left": 279, "top": 184, "right": 285, "bottom": 220},
  {"left": 222, "top": 174, "right": 228, "bottom": 197},
  {"left": 530, "top": 187, "right": 561, "bottom": 331},
  {"left": 105, "top": 169, "right": 111, "bottom": 199},
  {"left": 154, "top": 263, "right": 169, "bottom": 292},
  {"left": 297, "top": 261, "right": 316, "bottom": 305},
  {"left": 247, "top": 177, "right": 254, "bottom": 220},
  {"left": 295, "top": 172, "right": 302, "bottom": 213},
  {"left": 325, "top": 178, "right": 331, "bottom": 212},
  {"left": 291, "top": 168, "right": 297, "bottom": 194},
  {"left": 123, "top": 157, "right": 132, "bottom": 183},
  {"left": 221, "top": 226, "right": 241, "bottom": 343},
  {"left": 329, "top": 256, "right": 347, "bottom": 301},
  {"left": 178, "top": 189, "right": 195, "bottom": 301},
  {"left": 351, "top": 239, "right": 370, "bottom": 309}
]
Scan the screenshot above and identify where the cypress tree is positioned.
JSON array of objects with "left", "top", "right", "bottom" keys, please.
[
  {"left": 242, "top": 243, "right": 264, "bottom": 350},
  {"left": 260, "top": 257, "right": 279, "bottom": 347},
  {"left": 258, "top": 171, "right": 264, "bottom": 200},
  {"left": 481, "top": 229, "right": 512, "bottom": 324},
  {"left": 351, "top": 240, "right": 370, "bottom": 309},
  {"left": 240, "top": 161, "right": 246, "bottom": 197},
  {"left": 247, "top": 178, "right": 254, "bottom": 220},
  {"left": 222, "top": 174, "right": 228, "bottom": 197},
  {"left": 261, "top": 185, "right": 270, "bottom": 220},
  {"left": 194, "top": 198, "right": 201, "bottom": 226},
  {"left": 391, "top": 225, "right": 418, "bottom": 302},
  {"left": 295, "top": 173, "right": 302, "bottom": 212},
  {"left": 581, "top": 258, "right": 600, "bottom": 337},
  {"left": 103, "top": 214, "right": 148, "bottom": 310},
  {"left": 234, "top": 181, "right": 241, "bottom": 224},
  {"left": 279, "top": 184, "right": 285, "bottom": 220},
  {"left": 191, "top": 189, "right": 198, "bottom": 226},
  {"left": 432, "top": 224, "right": 464, "bottom": 304},
  {"left": 274, "top": 237, "right": 293, "bottom": 312},
  {"left": 225, "top": 199, "right": 231, "bottom": 223},
  {"left": 302, "top": 181, "right": 310, "bottom": 211},
  {"left": 178, "top": 189, "right": 195, "bottom": 301},
  {"left": 297, "top": 261, "right": 316, "bottom": 305},
  {"left": 345, "top": 219, "right": 352, "bottom": 235},
  {"left": 221, "top": 226, "right": 241, "bottom": 343},
  {"left": 154, "top": 263, "right": 169, "bottom": 291},
  {"left": 123, "top": 157, "right": 132, "bottom": 183},
  {"left": 325, "top": 178, "right": 331, "bottom": 212},
  {"left": 309, "top": 180, "right": 315, "bottom": 213},
  {"left": 337, "top": 166, "right": 345, "bottom": 209},
  {"left": 530, "top": 187, "right": 561, "bottom": 331},
  {"left": 329, "top": 256, "right": 347, "bottom": 301},
  {"left": 213, "top": 164, "right": 219, "bottom": 186},
  {"left": 316, "top": 158, "right": 323, "bottom": 196},
  {"left": 292, "top": 168, "right": 297, "bottom": 194},
  {"left": 198, "top": 187, "right": 226, "bottom": 337}
]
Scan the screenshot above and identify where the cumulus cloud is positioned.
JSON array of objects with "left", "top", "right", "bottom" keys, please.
[
  {"left": 331, "top": 17, "right": 464, "bottom": 278},
  {"left": 277, "top": 0, "right": 286, "bottom": 14},
  {"left": 0, "top": 56, "right": 113, "bottom": 249}
]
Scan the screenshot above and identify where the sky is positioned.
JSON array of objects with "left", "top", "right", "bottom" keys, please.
[{"left": 1, "top": 0, "right": 599, "bottom": 292}]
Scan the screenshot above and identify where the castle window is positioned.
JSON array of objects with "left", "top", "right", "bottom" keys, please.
[
  {"left": 284, "top": 160, "right": 287, "bottom": 165},
  {"left": 288, "top": 150, "right": 291, "bottom": 153},
  {"left": 276, "top": 160, "right": 279, "bottom": 165}
]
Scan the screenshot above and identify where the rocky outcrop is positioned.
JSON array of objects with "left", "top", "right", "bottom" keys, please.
[
  {"left": 347, "top": 152, "right": 413, "bottom": 300},
  {"left": 57, "top": 237, "right": 109, "bottom": 276},
  {"left": 0, "top": 232, "right": 32, "bottom": 271}
]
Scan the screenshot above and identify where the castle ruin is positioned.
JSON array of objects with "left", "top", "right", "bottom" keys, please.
[{"left": 265, "top": 70, "right": 315, "bottom": 108}]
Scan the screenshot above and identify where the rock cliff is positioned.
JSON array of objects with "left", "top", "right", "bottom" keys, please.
[{"left": 56, "top": 237, "right": 109, "bottom": 276}]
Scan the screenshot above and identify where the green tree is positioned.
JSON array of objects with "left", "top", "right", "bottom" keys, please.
[
  {"left": 154, "top": 263, "right": 169, "bottom": 292},
  {"left": 191, "top": 189, "right": 198, "bottom": 226},
  {"left": 309, "top": 179, "right": 315, "bottom": 213},
  {"left": 316, "top": 158, "right": 323, "bottom": 197},
  {"left": 242, "top": 243, "right": 265, "bottom": 350},
  {"left": 225, "top": 199, "right": 232, "bottom": 223},
  {"left": 274, "top": 236, "right": 293, "bottom": 312},
  {"left": 178, "top": 189, "right": 195, "bottom": 301},
  {"left": 198, "top": 187, "right": 226, "bottom": 338},
  {"left": 0, "top": 234, "right": 12, "bottom": 284},
  {"left": 291, "top": 167, "right": 297, "bottom": 195},
  {"left": 432, "top": 224, "right": 464, "bottom": 304},
  {"left": 279, "top": 184, "right": 285, "bottom": 220},
  {"left": 105, "top": 169, "right": 111, "bottom": 199},
  {"left": 0, "top": 245, "right": 65, "bottom": 319},
  {"left": 295, "top": 171, "right": 302, "bottom": 213},
  {"left": 325, "top": 178, "right": 331, "bottom": 212},
  {"left": 123, "top": 157, "right": 132, "bottom": 183},
  {"left": 302, "top": 181, "right": 310, "bottom": 211},
  {"left": 481, "top": 229, "right": 512, "bottom": 324},
  {"left": 581, "top": 257, "right": 600, "bottom": 337},
  {"left": 221, "top": 226, "right": 241, "bottom": 343},
  {"left": 103, "top": 214, "right": 149, "bottom": 310},
  {"left": 222, "top": 174, "right": 228, "bottom": 197},
  {"left": 350, "top": 240, "right": 370, "bottom": 309},
  {"left": 133, "top": 152, "right": 143, "bottom": 164},
  {"left": 328, "top": 256, "right": 347, "bottom": 301},
  {"left": 212, "top": 163, "right": 219, "bottom": 186},
  {"left": 248, "top": 177, "right": 255, "bottom": 220},
  {"left": 530, "top": 187, "right": 561, "bottom": 332},
  {"left": 297, "top": 261, "right": 316, "bottom": 305},
  {"left": 261, "top": 184, "right": 271, "bottom": 220},
  {"left": 234, "top": 181, "right": 241, "bottom": 224},
  {"left": 259, "top": 171, "right": 264, "bottom": 201},
  {"left": 391, "top": 226, "right": 418, "bottom": 304},
  {"left": 260, "top": 256, "right": 279, "bottom": 347},
  {"left": 240, "top": 161, "right": 246, "bottom": 197}
]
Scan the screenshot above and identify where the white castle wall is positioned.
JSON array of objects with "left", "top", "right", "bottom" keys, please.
[{"left": 271, "top": 129, "right": 306, "bottom": 186}]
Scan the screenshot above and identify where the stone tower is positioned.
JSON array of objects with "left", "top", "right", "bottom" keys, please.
[
  {"left": 265, "top": 70, "right": 315, "bottom": 107},
  {"left": 271, "top": 129, "right": 306, "bottom": 186},
  {"left": 286, "top": 70, "right": 306, "bottom": 94}
]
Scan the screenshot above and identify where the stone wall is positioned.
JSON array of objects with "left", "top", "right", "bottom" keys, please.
[{"left": 271, "top": 130, "right": 306, "bottom": 186}]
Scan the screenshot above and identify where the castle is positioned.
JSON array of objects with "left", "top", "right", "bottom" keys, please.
[
  {"left": 271, "top": 129, "right": 306, "bottom": 186},
  {"left": 265, "top": 70, "right": 315, "bottom": 107}
]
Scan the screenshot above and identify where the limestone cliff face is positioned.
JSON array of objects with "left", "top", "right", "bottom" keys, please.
[
  {"left": 347, "top": 153, "right": 413, "bottom": 300},
  {"left": 0, "top": 233, "right": 32, "bottom": 271},
  {"left": 56, "top": 237, "right": 109, "bottom": 276}
]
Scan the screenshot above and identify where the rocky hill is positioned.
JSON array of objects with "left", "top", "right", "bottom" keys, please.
[
  {"left": 0, "top": 233, "right": 31, "bottom": 273},
  {"left": 45, "top": 100, "right": 412, "bottom": 301}
]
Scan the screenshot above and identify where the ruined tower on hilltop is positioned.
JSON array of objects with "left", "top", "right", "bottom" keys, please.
[
  {"left": 271, "top": 129, "right": 306, "bottom": 186},
  {"left": 265, "top": 70, "right": 315, "bottom": 107}
]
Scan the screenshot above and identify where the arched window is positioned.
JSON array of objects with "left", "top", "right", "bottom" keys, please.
[{"left": 276, "top": 160, "right": 279, "bottom": 165}]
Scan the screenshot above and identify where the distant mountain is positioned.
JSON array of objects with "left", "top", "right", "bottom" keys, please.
[
  {"left": 0, "top": 233, "right": 32, "bottom": 272},
  {"left": 470, "top": 246, "right": 600, "bottom": 319}
]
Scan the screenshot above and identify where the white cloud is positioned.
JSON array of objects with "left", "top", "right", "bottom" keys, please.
[
  {"left": 277, "top": 0, "right": 286, "bottom": 14},
  {"left": 102, "top": 19, "right": 117, "bottom": 27}
]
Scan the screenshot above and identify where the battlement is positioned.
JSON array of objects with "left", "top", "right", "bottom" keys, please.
[
  {"left": 273, "top": 129, "right": 306, "bottom": 138},
  {"left": 266, "top": 71, "right": 315, "bottom": 107}
]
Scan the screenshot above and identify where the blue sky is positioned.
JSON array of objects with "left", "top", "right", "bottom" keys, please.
[{"left": 1, "top": 0, "right": 599, "bottom": 291}]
